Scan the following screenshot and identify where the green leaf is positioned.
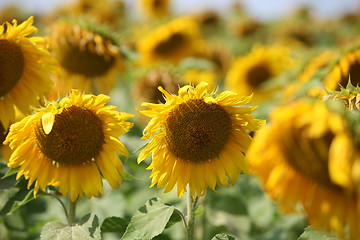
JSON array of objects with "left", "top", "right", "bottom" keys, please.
[
  {"left": 9, "top": 189, "right": 38, "bottom": 214},
  {"left": 88, "top": 215, "right": 99, "bottom": 238},
  {"left": 298, "top": 226, "right": 339, "bottom": 240},
  {"left": 211, "top": 233, "right": 237, "bottom": 240},
  {"left": 165, "top": 209, "right": 182, "bottom": 229},
  {"left": 121, "top": 197, "right": 175, "bottom": 240},
  {"left": 0, "top": 188, "right": 32, "bottom": 216},
  {"left": 1, "top": 167, "right": 19, "bottom": 180},
  {"left": 101, "top": 216, "right": 129, "bottom": 233},
  {"left": 195, "top": 205, "right": 204, "bottom": 218},
  {"left": 0, "top": 175, "right": 18, "bottom": 190},
  {"left": 40, "top": 221, "right": 90, "bottom": 240}
]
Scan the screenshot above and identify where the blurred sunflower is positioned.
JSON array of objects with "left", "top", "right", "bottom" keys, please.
[
  {"left": 71, "top": 0, "right": 125, "bottom": 26},
  {"left": 132, "top": 67, "right": 180, "bottom": 105},
  {"left": 48, "top": 20, "right": 124, "bottom": 97},
  {"left": 226, "top": 44, "right": 295, "bottom": 102},
  {"left": 138, "top": 82, "right": 264, "bottom": 198},
  {"left": 325, "top": 47, "right": 360, "bottom": 91},
  {"left": 139, "top": 0, "right": 170, "bottom": 20},
  {"left": 283, "top": 51, "right": 336, "bottom": 100},
  {"left": 0, "top": 16, "right": 56, "bottom": 129},
  {"left": 4, "top": 89, "right": 134, "bottom": 202},
  {"left": 248, "top": 100, "right": 360, "bottom": 240},
  {"left": 182, "top": 68, "right": 217, "bottom": 91},
  {"left": 137, "top": 16, "right": 203, "bottom": 65}
]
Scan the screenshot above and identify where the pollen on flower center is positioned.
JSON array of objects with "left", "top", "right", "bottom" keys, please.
[
  {"left": 58, "top": 40, "right": 115, "bottom": 78},
  {"left": 165, "top": 99, "right": 232, "bottom": 162},
  {"left": 154, "top": 33, "right": 186, "bottom": 56},
  {"left": 36, "top": 106, "right": 104, "bottom": 166},
  {"left": 246, "top": 64, "right": 271, "bottom": 88},
  {"left": 0, "top": 39, "right": 25, "bottom": 97}
]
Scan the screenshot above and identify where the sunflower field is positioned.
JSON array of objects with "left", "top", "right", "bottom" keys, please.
[{"left": 1, "top": 0, "right": 360, "bottom": 239}]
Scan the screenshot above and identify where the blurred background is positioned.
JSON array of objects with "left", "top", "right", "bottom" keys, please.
[{"left": 0, "top": 0, "right": 359, "bottom": 21}]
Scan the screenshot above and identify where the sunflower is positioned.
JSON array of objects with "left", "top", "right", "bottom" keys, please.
[
  {"left": 47, "top": 20, "right": 123, "bottom": 97},
  {"left": 324, "top": 47, "right": 360, "bottom": 91},
  {"left": 137, "top": 16, "right": 203, "bottom": 65},
  {"left": 139, "top": 0, "right": 170, "bottom": 20},
  {"left": 4, "top": 89, "right": 134, "bottom": 202},
  {"left": 0, "top": 16, "right": 57, "bottom": 129},
  {"left": 138, "top": 82, "right": 264, "bottom": 198},
  {"left": 225, "top": 44, "right": 295, "bottom": 102},
  {"left": 182, "top": 68, "right": 217, "bottom": 92},
  {"left": 132, "top": 67, "right": 180, "bottom": 105},
  {"left": 283, "top": 51, "right": 336, "bottom": 100},
  {"left": 248, "top": 100, "right": 360, "bottom": 239}
]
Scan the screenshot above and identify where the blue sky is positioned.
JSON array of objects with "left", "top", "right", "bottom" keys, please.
[{"left": 0, "top": 0, "right": 359, "bottom": 21}]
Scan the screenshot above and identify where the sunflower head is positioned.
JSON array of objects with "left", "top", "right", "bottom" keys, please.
[
  {"left": 139, "top": 0, "right": 170, "bottom": 20},
  {"left": 137, "top": 16, "right": 203, "bottom": 65},
  {"left": 48, "top": 19, "right": 123, "bottom": 96},
  {"left": 4, "top": 89, "right": 134, "bottom": 202},
  {"left": 325, "top": 46, "right": 360, "bottom": 91},
  {"left": 248, "top": 99, "right": 360, "bottom": 239},
  {"left": 0, "top": 16, "right": 57, "bottom": 129},
  {"left": 226, "top": 44, "right": 296, "bottom": 101},
  {"left": 132, "top": 67, "right": 180, "bottom": 105},
  {"left": 138, "top": 82, "right": 264, "bottom": 198}
]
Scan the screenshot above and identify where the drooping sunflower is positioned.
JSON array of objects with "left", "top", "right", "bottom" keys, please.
[
  {"left": 137, "top": 16, "right": 203, "bottom": 65},
  {"left": 138, "top": 82, "right": 264, "bottom": 198},
  {"left": 324, "top": 46, "right": 360, "bottom": 91},
  {"left": 226, "top": 44, "right": 295, "bottom": 102},
  {"left": 4, "top": 89, "right": 134, "bottom": 202},
  {"left": 139, "top": 0, "right": 170, "bottom": 20},
  {"left": 47, "top": 19, "right": 124, "bottom": 97},
  {"left": 0, "top": 16, "right": 57, "bottom": 129},
  {"left": 248, "top": 100, "right": 360, "bottom": 239}
]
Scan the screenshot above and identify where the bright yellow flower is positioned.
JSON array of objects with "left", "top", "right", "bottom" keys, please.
[
  {"left": 137, "top": 16, "right": 203, "bottom": 65},
  {"left": 248, "top": 100, "right": 360, "bottom": 240},
  {"left": 4, "top": 90, "right": 134, "bottom": 202},
  {"left": 0, "top": 16, "right": 57, "bottom": 129},
  {"left": 226, "top": 44, "right": 295, "bottom": 102},
  {"left": 138, "top": 82, "right": 264, "bottom": 198}
]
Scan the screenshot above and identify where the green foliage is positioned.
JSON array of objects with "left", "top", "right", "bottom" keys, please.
[
  {"left": 211, "top": 233, "right": 237, "bottom": 240},
  {"left": 40, "top": 214, "right": 101, "bottom": 240},
  {"left": 298, "top": 226, "right": 339, "bottom": 240},
  {"left": 121, "top": 197, "right": 177, "bottom": 240}
]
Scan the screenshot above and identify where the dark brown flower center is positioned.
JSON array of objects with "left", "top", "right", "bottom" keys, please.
[
  {"left": 154, "top": 33, "right": 186, "bottom": 57},
  {"left": 246, "top": 64, "right": 272, "bottom": 88},
  {"left": 339, "top": 58, "right": 360, "bottom": 89},
  {"left": 0, "top": 39, "right": 24, "bottom": 97},
  {"left": 57, "top": 38, "right": 115, "bottom": 78},
  {"left": 36, "top": 106, "right": 104, "bottom": 166},
  {"left": 165, "top": 99, "right": 232, "bottom": 162},
  {"left": 281, "top": 125, "right": 343, "bottom": 192}
]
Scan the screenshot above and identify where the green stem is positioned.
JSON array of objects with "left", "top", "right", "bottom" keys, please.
[
  {"left": 186, "top": 192, "right": 198, "bottom": 240},
  {"left": 44, "top": 192, "right": 69, "bottom": 221},
  {"left": 67, "top": 200, "right": 77, "bottom": 225}
]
